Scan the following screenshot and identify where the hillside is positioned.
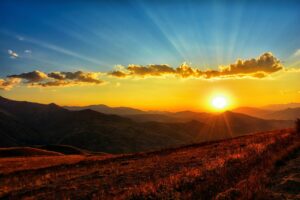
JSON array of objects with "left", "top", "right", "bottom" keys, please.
[
  {"left": 0, "top": 97, "right": 293, "bottom": 153},
  {"left": 1, "top": 128, "right": 299, "bottom": 199}
]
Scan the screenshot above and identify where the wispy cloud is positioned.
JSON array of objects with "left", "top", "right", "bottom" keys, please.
[
  {"left": 24, "top": 49, "right": 32, "bottom": 54},
  {"left": 8, "top": 49, "right": 18, "bottom": 59},
  {"left": 293, "top": 49, "right": 300, "bottom": 57}
]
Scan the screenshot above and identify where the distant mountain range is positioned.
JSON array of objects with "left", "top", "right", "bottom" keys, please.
[
  {"left": 262, "top": 103, "right": 300, "bottom": 111},
  {"left": 66, "top": 103, "right": 300, "bottom": 121},
  {"left": 0, "top": 96, "right": 294, "bottom": 153},
  {"left": 232, "top": 106, "right": 300, "bottom": 120},
  {"left": 65, "top": 104, "right": 147, "bottom": 115}
]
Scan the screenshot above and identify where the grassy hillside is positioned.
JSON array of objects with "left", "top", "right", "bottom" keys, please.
[{"left": 1, "top": 128, "right": 299, "bottom": 199}]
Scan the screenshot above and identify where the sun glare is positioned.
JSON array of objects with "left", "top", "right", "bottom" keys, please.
[{"left": 211, "top": 96, "right": 228, "bottom": 110}]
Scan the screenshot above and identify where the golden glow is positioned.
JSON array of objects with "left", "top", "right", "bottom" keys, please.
[
  {"left": 211, "top": 96, "right": 228, "bottom": 110},
  {"left": 3, "top": 69, "right": 300, "bottom": 112}
]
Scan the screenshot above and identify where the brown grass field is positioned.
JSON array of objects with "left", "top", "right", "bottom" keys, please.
[{"left": 1, "top": 128, "right": 300, "bottom": 199}]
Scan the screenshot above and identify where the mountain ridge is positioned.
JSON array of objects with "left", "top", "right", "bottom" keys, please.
[{"left": 0, "top": 96, "right": 294, "bottom": 153}]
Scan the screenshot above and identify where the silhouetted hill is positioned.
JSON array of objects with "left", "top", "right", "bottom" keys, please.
[
  {"left": 126, "top": 111, "right": 212, "bottom": 123},
  {"left": 0, "top": 97, "right": 205, "bottom": 153},
  {"left": 65, "top": 104, "right": 146, "bottom": 115},
  {"left": 0, "top": 97, "right": 294, "bottom": 153},
  {"left": 126, "top": 114, "right": 182, "bottom": 123},
  {"left": 36, "top": 145, "right": 91, "bottom": 155},
  {"left": 266, "top": 107, "right": 300, "bottom": 120},
  {"left": 232, "top": 107, "right": 272, "bottom": 119},
  {"left": 233, "top": 106, "right": 300, "bottom": 120},
  {"left": 262, "top": 103, "right": 300, "bottom": 111},
  {"left": 0, "top": 147, "right": 63, "bottom": 157},
  {"left": 200, "top": 111, "right": 292, "bottom": 140}
]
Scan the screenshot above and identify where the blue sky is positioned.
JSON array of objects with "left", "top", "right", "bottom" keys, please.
[{"left": 0, "top": 0, "right": 300, "bottom": 77}]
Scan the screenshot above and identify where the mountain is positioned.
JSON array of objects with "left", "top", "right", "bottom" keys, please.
[
  {"left": 265, "top": 107, "right": 300, "bottom": 120},
  {"left": 126, "top": 114, "right": 181, "bottom": 123},
  {"left": 232, "top": 107, "right": 272, "bottom": 119},
  {"left": 0, "top": 96, "right": 294, "bottom": 153},
  {"left": 262, "top": 103, "right": 300, "bottom": 111},
  {"left": 126, "top": 111, "right": 212, "bottom": 123},
  {"left": 65, "top": 105, "right": 213, "bottom": 123},
  {"left": 0, "top": 96, "right": 205, "bottom": 153},
  {"left": 197, "top": 111, "right": 293, "bottom": 141},
  {"left": 233, "top": 106, "right": 300, "bottom": 120},
  {"left": 64, "top": 104, "right": 146, "bottom": 115}
]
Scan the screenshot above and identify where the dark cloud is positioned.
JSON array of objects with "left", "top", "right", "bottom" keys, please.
[
  {"left": 48, "top": 71, "right": 103, "bottom": 84},
  {"left": 7, "top": 71, "right": 103, "bottom": 87},
  {"left": 60, "top": 71, "right": 102, "bottom": 84},
  {"left": 218, "top": 52, "right": 282, "bottom": 76},
  {"left": 35, "top": 80, "right": 73, "bottom": 87},
  {"left": 48, "top": 72, "right": 65, "bottom": 80},
  {"left": 8, "top": 71, "right": 47, "bottom": 83},
  {"left": 109, "top": 52, "right": 283, "bottom": 79},
  {"left": 109, "top": 64, "right": 175, "bottom": 77},
  {"left": 109, "top": 70, "right": 127, "bottom": 78},
  {"left": 127, "top": 64, "right": 175, "bottom": 76}
]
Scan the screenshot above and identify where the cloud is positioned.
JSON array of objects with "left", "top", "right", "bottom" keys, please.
[
  {"left": 109, "top": 64, "right": 175, "bottom": 77},
  {"left": 293, "top": 49, "right": 300, "bottom": 57},
  {"left": 218, "top": 52, "right": 282, "bottom": 76},
  {"left": 48, "top": 71, "right": 103, "bottom": 84},
  {"left": 8, "top": 71, "right": 48, "bottom": 83},
  {"left": 109, "top": 70, "right": 127, "bottom": 78},
  {"left": 0, "top": 78, "right": 21, "bottom": 90},
  {"left": 109, "top": 52, "right": 283, "bottom": 79},
  {"left": 8, "top": 49, "right": 18, "bottom": 58},
  {"left": 7, "top": 71, "right": 104, "bottom": 87},
  {"left": 24, "top": 50, "right": 32, "bottom": 54},
  {"left": 0, "top": 52, "right": 284, "bottom": 91}
]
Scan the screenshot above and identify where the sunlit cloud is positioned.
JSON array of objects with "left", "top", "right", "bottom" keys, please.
[
  {"left": 0, "top": 52, "right": 286, "bottom": 91},
  {"left": 8, "top": 49, "right": 18, "bottom": 58},
  {"left": 8, "top": 71, "right": 48, "bottom": 83},
  {"left": 0, "top": 78, "right": 21, "bottom": 90},
  {"left": 7, "top": 71, "right": 104, "bottom": 88},
  {"left": 109, "top": 52, "right": 283, "bottom": 79}
]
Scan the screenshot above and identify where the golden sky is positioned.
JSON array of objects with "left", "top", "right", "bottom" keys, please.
[{"left": 1, "top": 52, "right": 300, "bottom": 112}]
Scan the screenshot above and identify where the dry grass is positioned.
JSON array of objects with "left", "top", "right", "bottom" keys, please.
[{"left": 0, "top": 128, "right": 299, "bottom": 199}]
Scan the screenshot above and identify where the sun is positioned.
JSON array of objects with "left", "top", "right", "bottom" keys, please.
[{"left": 211, "top": 96, "right": 228, "bottom": 110}]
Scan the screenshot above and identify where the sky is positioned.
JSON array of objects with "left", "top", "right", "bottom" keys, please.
[{"left": 0, "top": 0, "right": 300, "bottom": 111}]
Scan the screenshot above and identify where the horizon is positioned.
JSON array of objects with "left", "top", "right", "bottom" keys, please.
[
  {"left": 1, "top": 95, "right": 300, "bottom": 113},
  {"left": 1, "top": 0, "right": 300, "bottom": 111}
]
